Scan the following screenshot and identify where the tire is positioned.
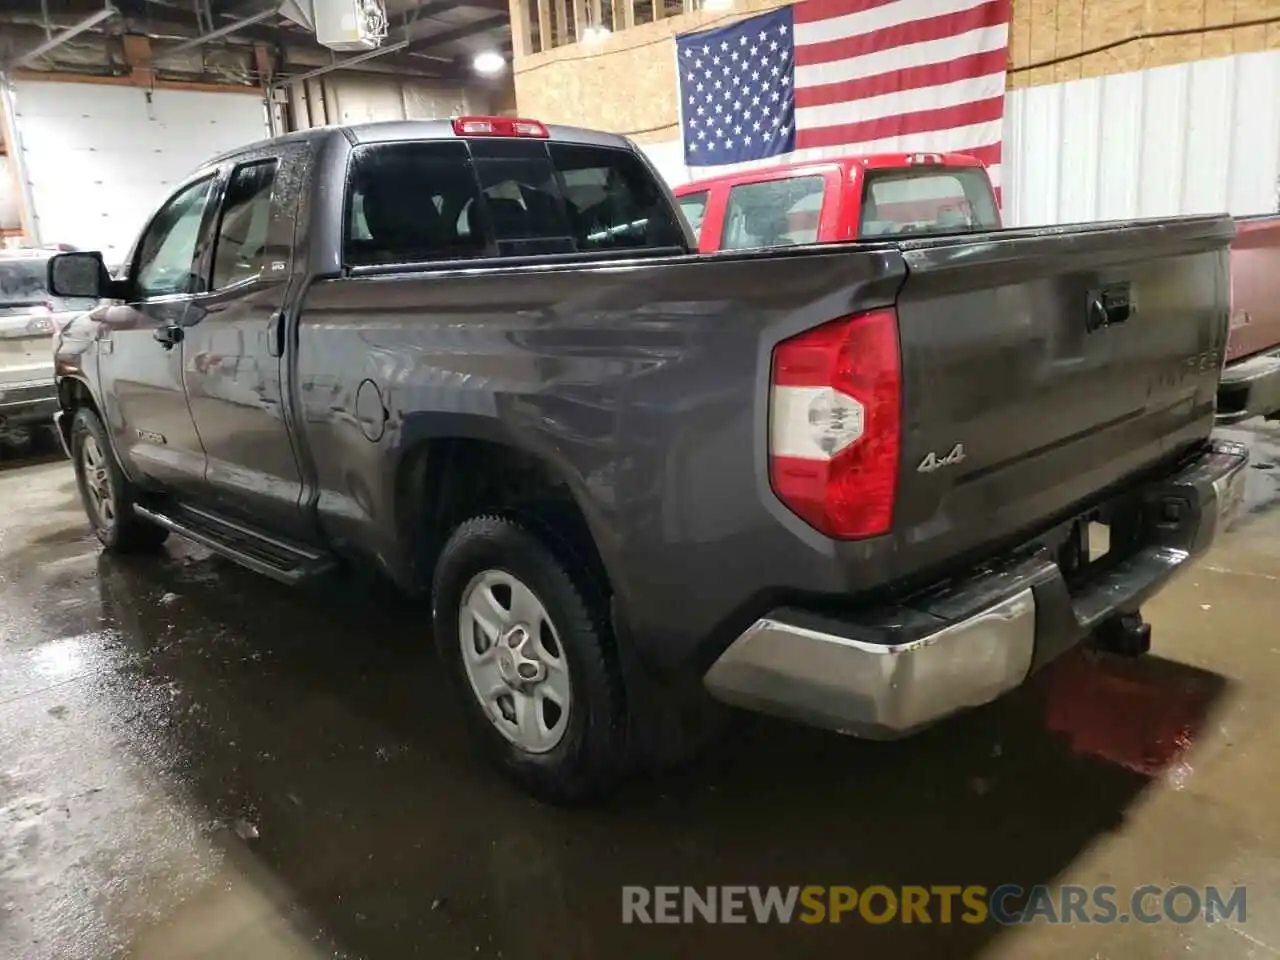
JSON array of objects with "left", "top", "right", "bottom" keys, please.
[
  {"left": 69, "top": 406, "right": 169, "bottom": 553},
  {"left": 432, "top": 514, "right": 627, "bottom": 803}
]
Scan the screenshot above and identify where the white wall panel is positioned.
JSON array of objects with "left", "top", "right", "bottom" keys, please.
[
  {"left": 7, "top": 82, "right": 268, "bottom": 260},
  {"left": 0, "top": 156, "right": 20, "bottom": 231},
  {"left": 288, "top": 74, "right": 493, "bottom": 130},
  {"left": 1004, "top": 50, "right": 1280, "bottom": 226},
  {"left": 645, "top": 49, "right": 1280, "bottom": 227}
]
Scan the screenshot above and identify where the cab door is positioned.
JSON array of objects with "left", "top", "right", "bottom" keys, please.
[
  {"left": 180, "top": 146, "right": 311, "bottom": 541},
  {"left": 97, "top": 173, "right": 220, "bottom": 496}
]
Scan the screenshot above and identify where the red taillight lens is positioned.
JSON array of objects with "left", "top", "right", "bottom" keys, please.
[
  {"left": 452, "top": 115, "right": 550, "bottom": 138},
  {"left": 768, "top": 308, "right": 901, "bottom": 539}
]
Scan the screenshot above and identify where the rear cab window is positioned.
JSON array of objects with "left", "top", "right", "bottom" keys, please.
[
  {"left": 677, "top": 191, "right": 709, "bottom": 241},
  {"left": 720, "top": 175, "right": 826, "bottom": 251},
  {"left": 344, "top": 137, "right": 687, "bottom": 267},
  {"left": 859, "top": 167, "right": 999, "bottom": 238}
]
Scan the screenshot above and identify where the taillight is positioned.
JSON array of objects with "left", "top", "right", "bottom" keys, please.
[
  {"left": 451, "top": 115, "right": 550, "bottom": 138},
  {"left": 768, "top": 308, "right": 901, "bottom": 539}
]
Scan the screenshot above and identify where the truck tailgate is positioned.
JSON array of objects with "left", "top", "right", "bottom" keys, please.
[{"left": 891, "top": 215, "right": 1232, "bottom": 571}]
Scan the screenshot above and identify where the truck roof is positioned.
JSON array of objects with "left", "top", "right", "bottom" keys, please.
[
  {"left": 205, "top": 119, "right": 637, "bottom": 169},
  {"left": 673, "top": 151, "right": 988, "bottom": 196}
]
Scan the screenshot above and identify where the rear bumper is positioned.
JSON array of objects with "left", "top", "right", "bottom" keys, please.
[
  {"left": 703, "top": 439, "right": 1249, "bottom": 738},
  {"left": 1217, "top": 346, "right": 1280, "bottom": 423}
]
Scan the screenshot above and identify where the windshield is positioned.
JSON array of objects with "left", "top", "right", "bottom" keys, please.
[{"left": 859, "top": 168, "right": 999, "bottom": 237}]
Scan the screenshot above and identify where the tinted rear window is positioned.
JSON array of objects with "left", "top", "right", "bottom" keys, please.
[
  {"left": 859, "top": 168, "right": 999, "bottom": 237},
  {"left": 345, "top": 138, "right": 686, "bottom": 267}
]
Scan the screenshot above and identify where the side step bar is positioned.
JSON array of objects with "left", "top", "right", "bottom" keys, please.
[{"left": 133, "top": 502, "right": 337, "bottom": 585}]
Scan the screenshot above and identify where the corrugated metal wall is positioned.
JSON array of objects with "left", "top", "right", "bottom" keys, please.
[
  {"left": 642, "top": 49, "right": 1280, "bottom": 227},
  {"left": 1004, "top": 49, "right": 1280, "bottom": 226}
]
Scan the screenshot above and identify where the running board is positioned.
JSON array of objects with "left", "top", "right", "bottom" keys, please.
[{"left": 133, "top": 502, "right": 337, "bottom": 585}]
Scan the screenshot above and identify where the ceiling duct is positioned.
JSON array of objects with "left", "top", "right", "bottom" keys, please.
[{"left": 279, "top": 0, "right": 388, "bottom": 51}]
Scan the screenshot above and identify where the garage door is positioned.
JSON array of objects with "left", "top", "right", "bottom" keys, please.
[{"left": 7, "top": 81, "right": 268, "bottom": 262}]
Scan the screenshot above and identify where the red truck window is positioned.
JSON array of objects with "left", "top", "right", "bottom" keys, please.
[
  {"left": 677, "top": 191, "right": 710, "bottom": 241},
  {"left": 859, "top": 168, "right": 999, "bottom": 238},
  {"left": 720, "top": 176, "right": 826, "bottom": 251}
]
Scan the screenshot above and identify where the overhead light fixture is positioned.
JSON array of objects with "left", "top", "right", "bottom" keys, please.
[
  {"left": 582, "top": 25, "right": 611, "bottom": 41},
  {"left": 473, "top": 51, "right": 506, "bottom": 74},
  {"left": 702, "top": 0, "right": 734, "bottom": 9}
]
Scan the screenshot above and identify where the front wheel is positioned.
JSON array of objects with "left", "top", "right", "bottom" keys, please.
[
  {"left": 70, "top": 407, "right": 169, "bottom": 552},
  {"left": 432, "top": 515, "right": 626, "bottom": 803}
]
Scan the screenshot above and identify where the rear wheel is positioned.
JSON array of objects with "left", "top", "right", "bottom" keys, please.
[
  {"left": 432, "top": 515, "right": 626, "bottom": 803},
  {"left": 70, "top": 407, "right": 169, "bottom": 552}
]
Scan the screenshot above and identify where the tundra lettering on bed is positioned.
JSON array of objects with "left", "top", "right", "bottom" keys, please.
[{"left": 47, "top": 116, "right": 1248, "bottom": 802}]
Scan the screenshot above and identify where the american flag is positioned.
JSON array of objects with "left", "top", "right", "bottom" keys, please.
[{"left": 675, "top": 0, "right": 1010, "bottom": 191}]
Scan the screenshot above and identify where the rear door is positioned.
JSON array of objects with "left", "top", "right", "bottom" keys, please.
[{"left": 181, "top": 146, "right": 311, "bottom": 540}]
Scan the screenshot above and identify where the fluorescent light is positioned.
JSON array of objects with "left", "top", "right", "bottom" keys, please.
[{"left": 473, "top": 51, "right": 506, "bottom": 74}]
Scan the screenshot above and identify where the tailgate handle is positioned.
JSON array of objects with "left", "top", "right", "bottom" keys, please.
[{"left": 1086, "top": 284, "right": 1132, "bottom": 332}]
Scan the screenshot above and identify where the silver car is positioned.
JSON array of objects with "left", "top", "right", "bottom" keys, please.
[{"left": 0, "top": 249, "right": 97, "bottom": 446}]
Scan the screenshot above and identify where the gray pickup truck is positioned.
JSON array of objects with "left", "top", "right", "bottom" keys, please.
[{"left": 47, "top": 117, "right": 1248, "bottom": 801}]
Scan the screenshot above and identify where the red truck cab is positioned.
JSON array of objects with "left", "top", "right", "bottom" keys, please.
[{"left": 672, "top": 152, "right": 1001, "bottom": 252}]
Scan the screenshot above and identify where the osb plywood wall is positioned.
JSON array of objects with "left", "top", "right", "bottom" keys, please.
[{"left": 513, "top": 0, "right": 1280, "bottom": 141}]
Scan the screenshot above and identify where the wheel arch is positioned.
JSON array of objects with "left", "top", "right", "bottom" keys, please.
[{"left": 391, "top": 420, "right": 623, "bottom": 614}]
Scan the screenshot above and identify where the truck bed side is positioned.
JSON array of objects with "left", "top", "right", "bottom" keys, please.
[{"left": 293, "top": 216, "right": 1232, "bottom": 671}]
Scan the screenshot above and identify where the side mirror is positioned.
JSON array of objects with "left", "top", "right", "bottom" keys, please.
[{"left": 48, "top": 251, "right": 112, "bottom": 299}]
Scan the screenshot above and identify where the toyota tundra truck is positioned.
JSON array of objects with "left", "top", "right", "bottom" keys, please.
[{"left": 46, "top": 117, "right": 1248, "bottom": 802}]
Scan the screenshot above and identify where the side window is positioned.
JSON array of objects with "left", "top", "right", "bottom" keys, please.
[
  {"left": 677, "top": 191, "right": 709, "bottom": 240},
  {"left": 134, "top": 177, "right": 215, "bottom": 299},
  {"left": 345, "top": 141, "right": 487, "bottom": 266},
  {"left": 720, "top": 175, "right": 826, "bottom": 251},
  {"left": 211, "top": 160, "right": 279, "bottom": 290}
]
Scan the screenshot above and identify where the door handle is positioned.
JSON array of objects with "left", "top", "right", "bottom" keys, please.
[
  {"left": 153, "top": 323, "right": 184, "bottom": 349},
  {"left": 1085, "top": 284, "right": 1133, "bottom": 332},
  {"left": 267, "top": 310, "right": 285, "bottom": 358}
]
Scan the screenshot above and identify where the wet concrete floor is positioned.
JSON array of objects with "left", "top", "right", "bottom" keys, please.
[{"left": 2, "top": 423, "right": 1280, "bottom": 960}]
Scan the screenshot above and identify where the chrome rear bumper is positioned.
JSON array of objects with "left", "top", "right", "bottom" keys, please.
[{"left": 704, "top": 439, "right": 1250, "bottom": 738}]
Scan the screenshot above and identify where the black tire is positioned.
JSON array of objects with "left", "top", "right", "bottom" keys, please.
[
  {"left": 432, "top": 514, "right": 627, "bottom": 803},
  {"left": 69, "top": 406, "right": 169, "bottom": 553}
]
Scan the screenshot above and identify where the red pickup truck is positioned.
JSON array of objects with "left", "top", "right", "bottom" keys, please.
[
  {"left": 674, "top": 158, "right": 1280, "bottom": 424},
  {"left": 672, "top": 152, "right": 1002, "bottom": 250},
  {"left": 1218, "top": 213, "right": 1280, "bottom": 424}
]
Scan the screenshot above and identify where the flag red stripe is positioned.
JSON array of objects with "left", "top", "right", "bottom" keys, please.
[
  {"left": 795, "top": 95, "right": 1005, "bottom": 150},
  {"left": 792, "top": 0, "right": 906, "bottom": 25},
  {"left": 956, "top": 141, "right": 1002, "bottom": 166},
  {"left": 795, "top": 49, "right": 1008, "bottom": 108},
  {"left": 795, "top": 0, "right": 1008, "bottom": 68}
]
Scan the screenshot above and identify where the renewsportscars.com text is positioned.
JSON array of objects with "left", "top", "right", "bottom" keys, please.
[{"left": 621, "top": 884, "right": 1247, "bottom": 925}]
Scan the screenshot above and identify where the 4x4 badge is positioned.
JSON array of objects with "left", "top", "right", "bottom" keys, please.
[{"left": 918, "top": 443, "right": 966, "bottom": 473}]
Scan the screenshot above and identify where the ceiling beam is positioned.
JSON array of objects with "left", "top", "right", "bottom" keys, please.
[
  {"left": 0, "top": 0, "right": 290, "bottom": 45},
  {"left": 404, "top": 13, "right": 509, "bottom": 54}
]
